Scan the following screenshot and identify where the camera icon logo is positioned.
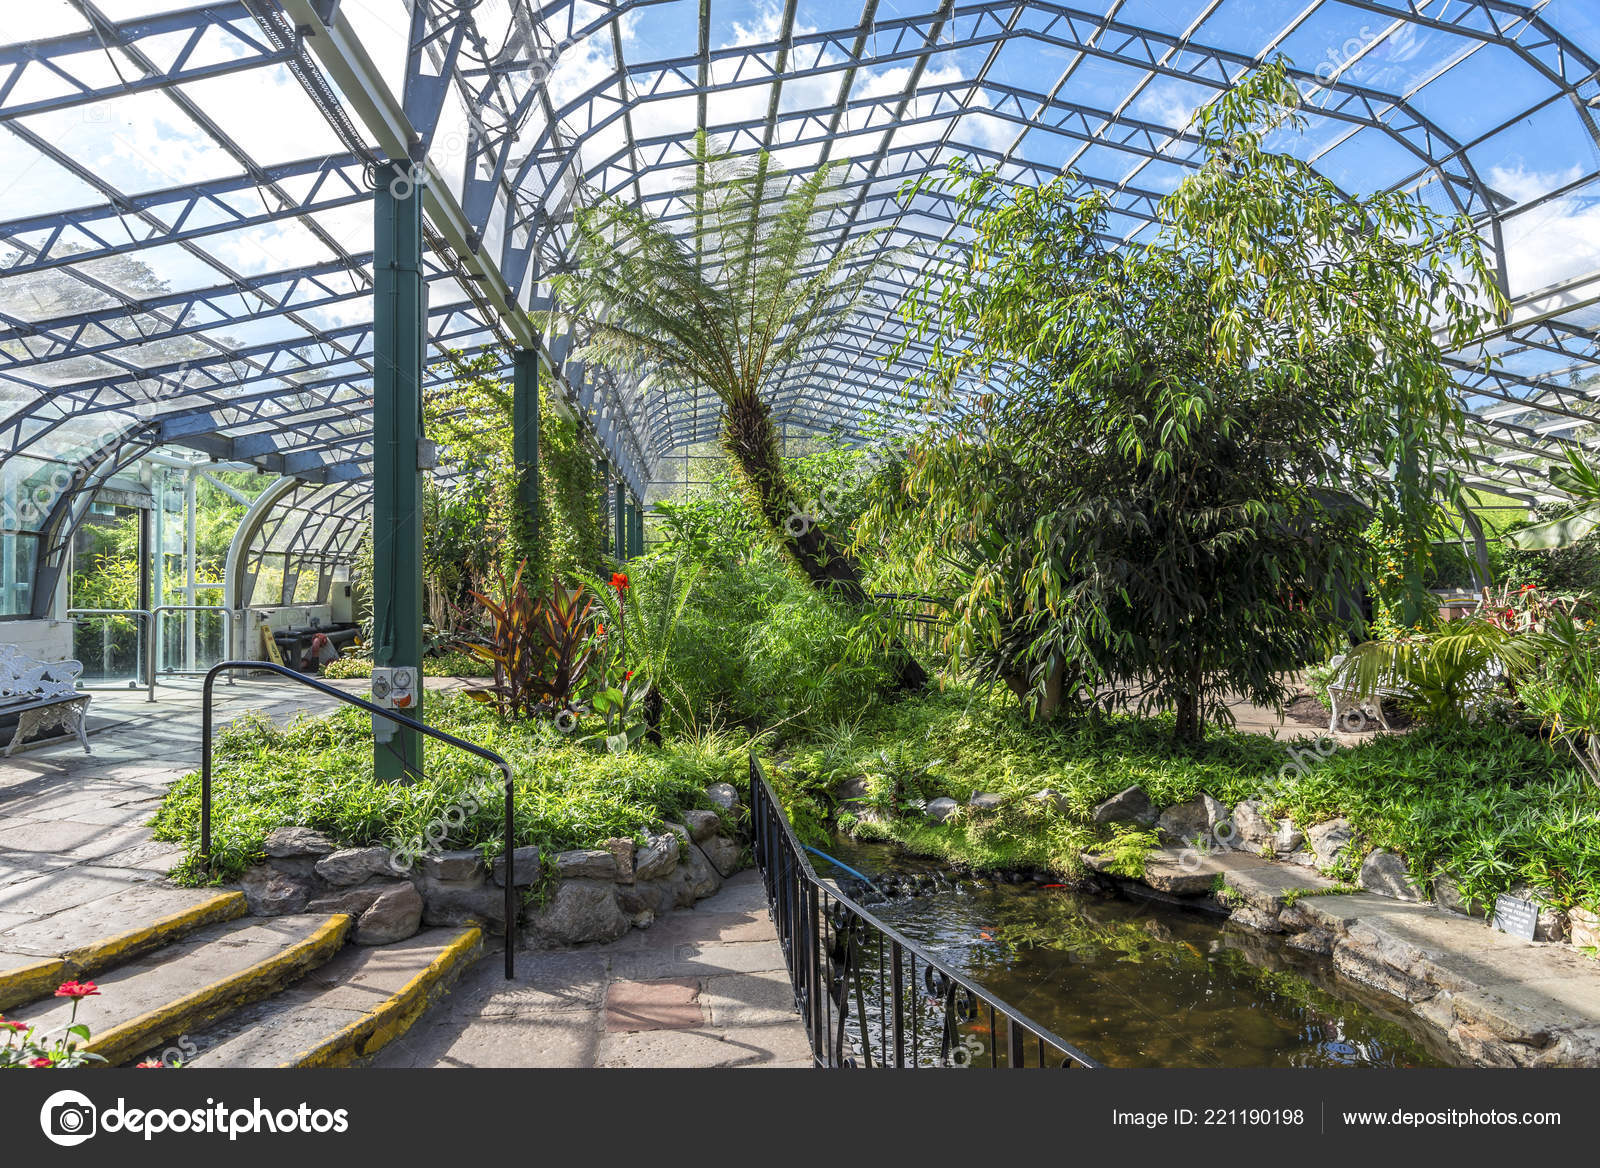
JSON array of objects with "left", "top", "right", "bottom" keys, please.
[{"left": 40, "top": 1090, "right": 97, "bottom": 1147}]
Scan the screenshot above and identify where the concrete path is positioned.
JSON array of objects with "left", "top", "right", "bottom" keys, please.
[
  {"left": 0, "top": 676, "right": 470, "bottom": 941},
  {"left": 373, "top": 870, "right": 812, "bottom": 1068}
]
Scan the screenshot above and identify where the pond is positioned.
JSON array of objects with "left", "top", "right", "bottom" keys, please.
[{"left": 823, "top": 836, "right": 1459, "bottom": 1068}]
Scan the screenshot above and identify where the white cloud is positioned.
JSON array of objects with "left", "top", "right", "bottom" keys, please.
[{"left": 1490, "top": 163, "right": 1600, "bottom": 296}]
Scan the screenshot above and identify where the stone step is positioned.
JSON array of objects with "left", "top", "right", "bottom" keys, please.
[
  {"left": 175, "top": 926, "right": 483, "bottom": 1068},
  {"left": 3, "top": 913, "right": 351, "bottom": 1066},
  {"left": 0, "top": 888, "right": 246, "bottom": 1010},
  {"left": 1083, "top": 846, "right": 1282, "bottom": 895}
]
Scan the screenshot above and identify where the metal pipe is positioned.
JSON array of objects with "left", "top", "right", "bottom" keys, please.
[{"left": 201, "top": 660, "right": 517, "bottom": 977}]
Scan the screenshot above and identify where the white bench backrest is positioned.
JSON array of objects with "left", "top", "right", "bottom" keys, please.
[{"left": 0, "top": 645, "right": 82, "bottom": 699}]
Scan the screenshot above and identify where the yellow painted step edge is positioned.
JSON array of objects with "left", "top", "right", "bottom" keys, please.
[
  {"left": 64, "top": 891, "right": 249, "bottom": 978},
  {"left": 0, "top": 958, "right": 68, "bottom": 1013},
  {"left": 0, "top": 891, "right": 248, "bottom": 1013},
  {"left": 86, "top": 913, "right": 353, "bottom": 1067},
  {"left": 286, "top": 926, "right": 485, "bottom": 1068}
]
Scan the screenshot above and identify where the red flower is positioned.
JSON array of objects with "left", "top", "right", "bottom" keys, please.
[
  {"left": 29, "top": 1057, "right": 52, "bottom": 1067},
  {"left": 596, "top": 624, "right": 605, "bottom": 636},
  {"left": 54, "top": 980, "right": 99, "bottom": 1000},
  {"left": 1522, "top": 584, "right": 1537, "bottom": 592},
  {"left": 135, "top": 1060, "right": 164, "bottom": 1069},
  {"left": 623, "top": 670, "right": 634, "bottom": 681},
  {"left": 610, "top": 572, "right": 630, "bottom": 592},
  {"left": 1, "top": 1019, "right": 27, "bottom": 1033}
]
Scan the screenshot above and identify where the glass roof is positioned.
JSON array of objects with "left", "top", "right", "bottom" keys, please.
[{"left": 3, "top": 0, "right": 1600, "bottom": 516}]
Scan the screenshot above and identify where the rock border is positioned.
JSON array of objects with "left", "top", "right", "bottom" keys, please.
[{"left": 233, "top": 783, "right": 750, "bottom": 949}]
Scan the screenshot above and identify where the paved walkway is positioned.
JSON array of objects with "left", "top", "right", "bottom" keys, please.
[
  {"left": 373, "top": 870, "right": 810, "bottom": 1068},
  {"left": 0, "top": 676, "right": 376, "bottom": 929}
]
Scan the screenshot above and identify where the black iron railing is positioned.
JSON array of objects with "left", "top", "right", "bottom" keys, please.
[
  {"left": 199, "top": 660, "right": 519, "bottom": 977},
  {"left": 749, "top": 755, "right": 1099, "bottom": 1068}
]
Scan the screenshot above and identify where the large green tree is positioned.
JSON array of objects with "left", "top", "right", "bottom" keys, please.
[
  {"left": 868, "top": 62, "right": 1505, "bottom": 741},
  {"left": 543, "top": 139, "right": 927, "bottom": 689}
]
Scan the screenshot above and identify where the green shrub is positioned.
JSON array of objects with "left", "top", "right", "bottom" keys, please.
[{"left": 663, "top": 546, "right": 891, "bottom": 733}]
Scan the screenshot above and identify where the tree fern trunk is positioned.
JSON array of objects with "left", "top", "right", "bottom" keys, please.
[{"left": 721, "top": 391, "right": 927, "bottom": 691}]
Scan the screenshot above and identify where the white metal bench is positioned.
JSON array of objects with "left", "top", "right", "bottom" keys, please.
[
  {"left": 1324, "top": 650, "right": 1500, "bottom": 733},
  {"left": 0, "top": 645, "right": 91, "bottom": 757}
]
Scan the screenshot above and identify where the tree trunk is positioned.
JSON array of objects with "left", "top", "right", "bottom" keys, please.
[
  {"left": 721, "top": 392, "right": 927, "bottom": 690},
  {"left": 1173, "top": 661, "right": 1205, "bottom": 745}
]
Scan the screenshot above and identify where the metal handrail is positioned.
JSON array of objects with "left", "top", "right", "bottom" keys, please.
[
  {"left": 150, "top": 605, "right": 234, "bottom": 701},
  {"left": 65, "top": 608, "right": 152, "bottom": 691},
  {"left": 749, "top": 754, "right": 1099, "bottom": 1069},
  {"left": 201, "top": 660, "right": 518, "bottom": 977}
]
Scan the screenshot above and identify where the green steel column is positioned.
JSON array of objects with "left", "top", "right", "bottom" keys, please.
[
  {"left": 613, "top": 474, "right": 626, "bottom": 561},
  {"left": 634, "top": 492, "right": 645, "bottom": 556},
  {"left": 372, "top": 177, "right": 425, "bottom": 780},
  {"left": 594, "top": 458, "right": 609, "bottom": 561},
  {"left": 512, "top": 349, "right": 539, "bottom": 561}
]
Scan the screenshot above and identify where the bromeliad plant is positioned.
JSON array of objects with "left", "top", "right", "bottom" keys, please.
[
  {"left": 0, "top": 980, "right": 106, "bottom": 1068},
  {"left": 460, "top": 561, "right": 599, "bottom": 720}
]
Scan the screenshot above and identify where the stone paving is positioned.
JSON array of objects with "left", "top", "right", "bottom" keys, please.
[
  {"left": 373, "top": 871, "right": 812, "bottom": 1068},
  {"left": 0, "top": 677, "right": 373, "bottom": 934}
]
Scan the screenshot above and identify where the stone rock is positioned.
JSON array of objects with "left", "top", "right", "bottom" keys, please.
[
  {"left": 239, "top": 864, "right": 312, "bottom": 915},
  {"left": 528, "top": 878, "right": 629, "bottom": 946},
  {"left": 1155, "top": 794, "right": 1227, "bottom": 847},
  {"left": 1569, "top": 906, "right": 1600, "bottom": 950},
  {"left": 419, "top": 877, "right": 505, "bottom": 927},
  {"left": 1433, "top": 874, "right": 1487, "bottom": 919},
  {"left": 925, "top": 797, "right": 960, "bottom": 823},
  {"left": 1228, "top": 904, "right": 1284, "bottom": 934},
  {"left": 672, "top": 836, "right": 723, "bottom": 906},
  {"left": 835, "top": 777, "right": 870, "bottom": 806},
  {"left": 492, "top": 845, "right": 543, "bottom": 888},
  {"left": 605, "top": 837, "right": 636, "bottom": 884},
  {"left": 683, "top": 809, "right": 723, "bottom": 842},
  {"left": 1274, "top": 822, "right": 1306, "bottom": 854},
  {"left": 1031, "top": 788, "right": 1072, "bottom": 815},
  {"left": 699, "top": 834, "right": 743, "bottom": 876},
  {"left": 314, "top": 846, "right": 397, "bottom": 886},
  {"left": 356, "top": 882, "right": 422, "bottom": 945},
  {"left": 615, "top": 878, "right": 680, "bottom": 918},
  {"left": 705, "top": 782, "right": 742, "bottom": 812},
  {"left": 420, "top": 850, "right": 484, "bottom": 883},
  {"left": 1359, "top": 849, "right": 1421, "bottom": 901},
  {"left": 1091, "top": 785, "right": 1156, "bottom": 826},
  {"left": 552, "top": 848, "right": 615, "bottom": 881},
  {"left": 634, "top": 832, "right": 679, "bottom": 882},
  {"left": 1230, "top": 800, "right": 1278, "bottom": 850},
  {"left": 632, "top": 910, "right": 654, "bottom": 930},
  {"left": 1307, "top": 818, "right": 1356, "bottom": 870},
  {"left": 262, "top": 826, "right": 335, "bottom": 859},
  {"left": 1285, "top": 928, "right": 1335, "bottom": 956},
  {"left": 968, "top": 792, "right": 1004, "bottom": 812},
  {"left": 1283, "top": 848, "right": 1319, "bottom": 869},
  {"left": 307, "top": 883, "right": 388, "bottom": 917}
]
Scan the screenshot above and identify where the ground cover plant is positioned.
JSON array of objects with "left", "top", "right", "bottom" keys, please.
[
  {"left": 770, "top": 680, "right": 1600, "bottom": 919},
  {"left": 150, "top": 690, "right": 749, "bottom": 884}
]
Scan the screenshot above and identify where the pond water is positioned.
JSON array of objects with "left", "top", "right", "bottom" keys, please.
[{"left": 824, "top": 836, "right": 1459, "bottom": 1068}]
